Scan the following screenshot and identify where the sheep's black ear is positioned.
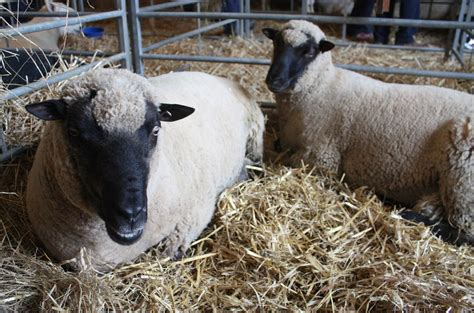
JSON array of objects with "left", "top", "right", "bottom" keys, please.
[
  {"left": 319, "top": 40, "right": 335, "bottom": 53},
  {"left": 262, "top": 28, "right": 278, "bottom": 40},
  {"left": 159, "top": 103, "right": 195, "bottom": 122},
  {"left": 25, "top": 99, "right": 67, "bottom": 120}
]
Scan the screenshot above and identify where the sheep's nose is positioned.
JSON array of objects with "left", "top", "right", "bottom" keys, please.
[
  {"left": 267, "top": 78, "right": 288, "bottom": 93},
  {"left": 118, "top": 206, "right": 145, "bottom": 221},
  {"left": 267, "top": 75, "right": 285, "bottom": 86}
]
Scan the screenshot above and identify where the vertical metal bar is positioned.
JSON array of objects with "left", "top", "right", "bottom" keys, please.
[
  {"left": 244, "top": 0, "right": 250, "bottom": 37},
  {"left": 445, "top": 0, "right": 458, "bottom": 60},
  {"left": 129, "top": 0, "right": 144, "bottom": 74},
  {"left": 78, "top": 0, "right": 85, "bottom": 12},
  {"left": 71, "top": 0, "right": 78, "bottom": 11},
  {"left": 427, "top": 0, "right": 433, "bottom": 19},
  {"left": 197, "top": 1, "right": 202, "bottom": 43},
  {"left": 149, "top": 0, "right": 156, "bottom": 31},
  {"left": 453, "top": 0, "right": 469, "bottom": 65},
  {"left": 238, "top": 0, "right": 244, "bottom": 36},
  {"left": 291, "top": 0, "right": 294, "bottom": 12},
  {"left": 464, "top": 0, "right": 474, "bottom": 65},
  {"left": 342, "top": 14, "right": 347, "bottom": 41},
  {"left": 116, "top": 0, "right": 132, "bottom": 70},
  {"left": 451, "top": 2, "right": 461, "bottom": 62}
]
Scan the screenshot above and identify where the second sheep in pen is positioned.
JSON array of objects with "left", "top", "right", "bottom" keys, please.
[{"left": 263, "top": 20, "right": 474, "bottom": 245}]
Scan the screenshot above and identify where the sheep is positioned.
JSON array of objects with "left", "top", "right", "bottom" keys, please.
[
  {"left": 0, "top": 1, "right": 81, "bottom": 51},
  {"left": 25, "top": 69, "right": 264, "bottom": 270},
  {"left": 262, "top": 20, "right": 474, "bottom": 245}
]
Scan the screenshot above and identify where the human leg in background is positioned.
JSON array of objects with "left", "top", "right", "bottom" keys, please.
[
  {"left": 374, "top": 0, "right": 396, "bottom": 44},
  {"left": 395, "top": 0, "right": 420, "bottom": 45},
  {"left": 222, "top": 0, "right": 241, "bottom": 35},
  {"left": 347, "top": 0, "right": 376, "bottom": 41}
]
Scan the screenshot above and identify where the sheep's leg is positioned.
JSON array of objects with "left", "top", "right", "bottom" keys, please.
[
  {"left": 163, "top": 224, "right": 193, "bottom": 260},
  {"left": 288, "top": 143, "right": 341, "bottom": 175},
  {"left": 400, "top": 209, "right": 472, "bottom": 246},
  {"left": 406, "top": 193, "right": 465, "bottom": 244},
  {"left": 412, "top": 193, "right": 444, "bottom": 223},
  {"left": 163, "top": 201, "right": 216, "bottom": 259},
  {"left": 437, "top": 117, "right": 474, "bottom": 245}
]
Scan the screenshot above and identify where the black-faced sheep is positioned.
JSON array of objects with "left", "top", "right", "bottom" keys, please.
[
  {"left": 25, "top": 69, "right": 264, "bottom": 270},
  {"left": 263, "top": 20, "right": 474, "bottom": 245}
]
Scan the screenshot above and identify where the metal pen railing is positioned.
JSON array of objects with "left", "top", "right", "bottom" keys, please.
[{"left": 0, "top": 0, "right": 131, "bottom": 162}]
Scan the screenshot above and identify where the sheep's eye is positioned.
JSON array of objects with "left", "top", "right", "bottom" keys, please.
[
  {"left": 303, "top": 46, "right": 315, "bottom": 58},
  {"left": 152, "top": 125, "right": 160, "bottom": 136},
  {"left": 68, "top": 128, "right": 79, "bottom": 137}
]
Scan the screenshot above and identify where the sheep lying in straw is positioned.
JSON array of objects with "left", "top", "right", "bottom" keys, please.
[
  {"left": 263, "top": 20, "right": 474, "bottom": 245},
  {"left": 25, "top": 69, "right": 264, "bottom": 270},
  {"left": 0, "top": 2, "right": 82, "bottom": 51}
]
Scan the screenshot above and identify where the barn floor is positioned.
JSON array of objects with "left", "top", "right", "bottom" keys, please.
[{"left": 1, "top": 18, "right": 473, "bottom": 311}]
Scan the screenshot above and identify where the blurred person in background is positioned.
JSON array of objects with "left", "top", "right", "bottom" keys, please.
[{"left": 348, "top": 0, "right": 420, "bottom": 45}]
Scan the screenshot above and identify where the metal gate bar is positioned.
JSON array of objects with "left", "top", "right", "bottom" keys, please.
[
  {"left": 132, "top": 6, "right": 474, "bottom": 80},
  {"left": 141, "top": 53, "right": 474, "bottom": 80},
  {"left": 0, "top": 0, "right": 131, "bottom": 162},
  {"left": 138, "top": 12, "right": 474, "bottom": 30}
]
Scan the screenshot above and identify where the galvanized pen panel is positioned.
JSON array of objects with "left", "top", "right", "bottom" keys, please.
[
  {"left": 131, "top": 0, "right": 474, "bottom": 80},
  {"left": 0, "top": 0, "right": 132, "bottom": 162}
]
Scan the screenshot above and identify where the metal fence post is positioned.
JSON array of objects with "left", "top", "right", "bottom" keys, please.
[
  {"left": 237, "top": 0, "right": 244, "bottom": 36},
  {"left": 78, "top": 0, "right": 85, "bottom": 12},
  {"left": 244, "top": 0, "right": 251, "bottom": 37},
  {"left": 116, "top": 0, "right": 132, "bottom": 70},
  {"left": 129, "top": 0, "right": 144, "bottom": 75}
]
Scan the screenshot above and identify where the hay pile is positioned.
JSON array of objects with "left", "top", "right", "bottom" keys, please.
[
  {"left": 1, "top": 162, "right": 473, "bottom": 311},
  {"left": 1, "top": 21, "right": 474, "bottom": 311}
]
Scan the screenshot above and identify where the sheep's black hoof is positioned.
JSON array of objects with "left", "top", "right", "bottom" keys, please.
[
  {"left": 431, "top": 224, "right": 473, "bottom": 247},
  {"left": 172, "top": 248, "right": 186, "bottom": 261},
  {"left": 400, "top": 210, "right": 473, "bottom": 247}
]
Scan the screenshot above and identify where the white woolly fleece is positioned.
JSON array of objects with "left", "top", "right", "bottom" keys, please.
[
  {"left": 63, "top": 69, "right": 161, "bottom": 133},
  {"left": 26, "top": 70, "right": 264, "bottom": 270},
  {"left": 281, "top": 20, "right": 327, "bottom": 47}
]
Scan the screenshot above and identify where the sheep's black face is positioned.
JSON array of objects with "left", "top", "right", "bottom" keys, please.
[
  {"left": 65, "top": 101, "right": 159, "bottom": 245},
  {"left": 262, "top": 28, "right": 334, "bottom": 93},
  {"left": 26, "top": 97, "right": 195, "bottom": 246}
]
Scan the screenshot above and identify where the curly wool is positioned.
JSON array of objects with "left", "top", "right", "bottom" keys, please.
[
  {"left": 63, "top": 69, "right": 161, "bottom": 133},
  {"left": 282, "top": 20, "right": 326, "bottom": 47}
]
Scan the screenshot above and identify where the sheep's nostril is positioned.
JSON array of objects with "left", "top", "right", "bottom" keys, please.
[
  {"left": 117, "top": 206, "right": 144, "bottom": 221},
  {"left": 127, "top": 177, "right": 137, "bottom": 182},
  {"left": 267, "top": 76, "right": 284, "bottom": 86}
]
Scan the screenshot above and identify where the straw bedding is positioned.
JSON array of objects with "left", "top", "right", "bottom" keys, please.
[{"left": 1, "top": 21, "right": 473, "bottom": 311}]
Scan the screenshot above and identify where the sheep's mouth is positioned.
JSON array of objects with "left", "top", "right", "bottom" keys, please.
[{"left": 106, "top": 225, "right": 144, "bottom": 245}]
